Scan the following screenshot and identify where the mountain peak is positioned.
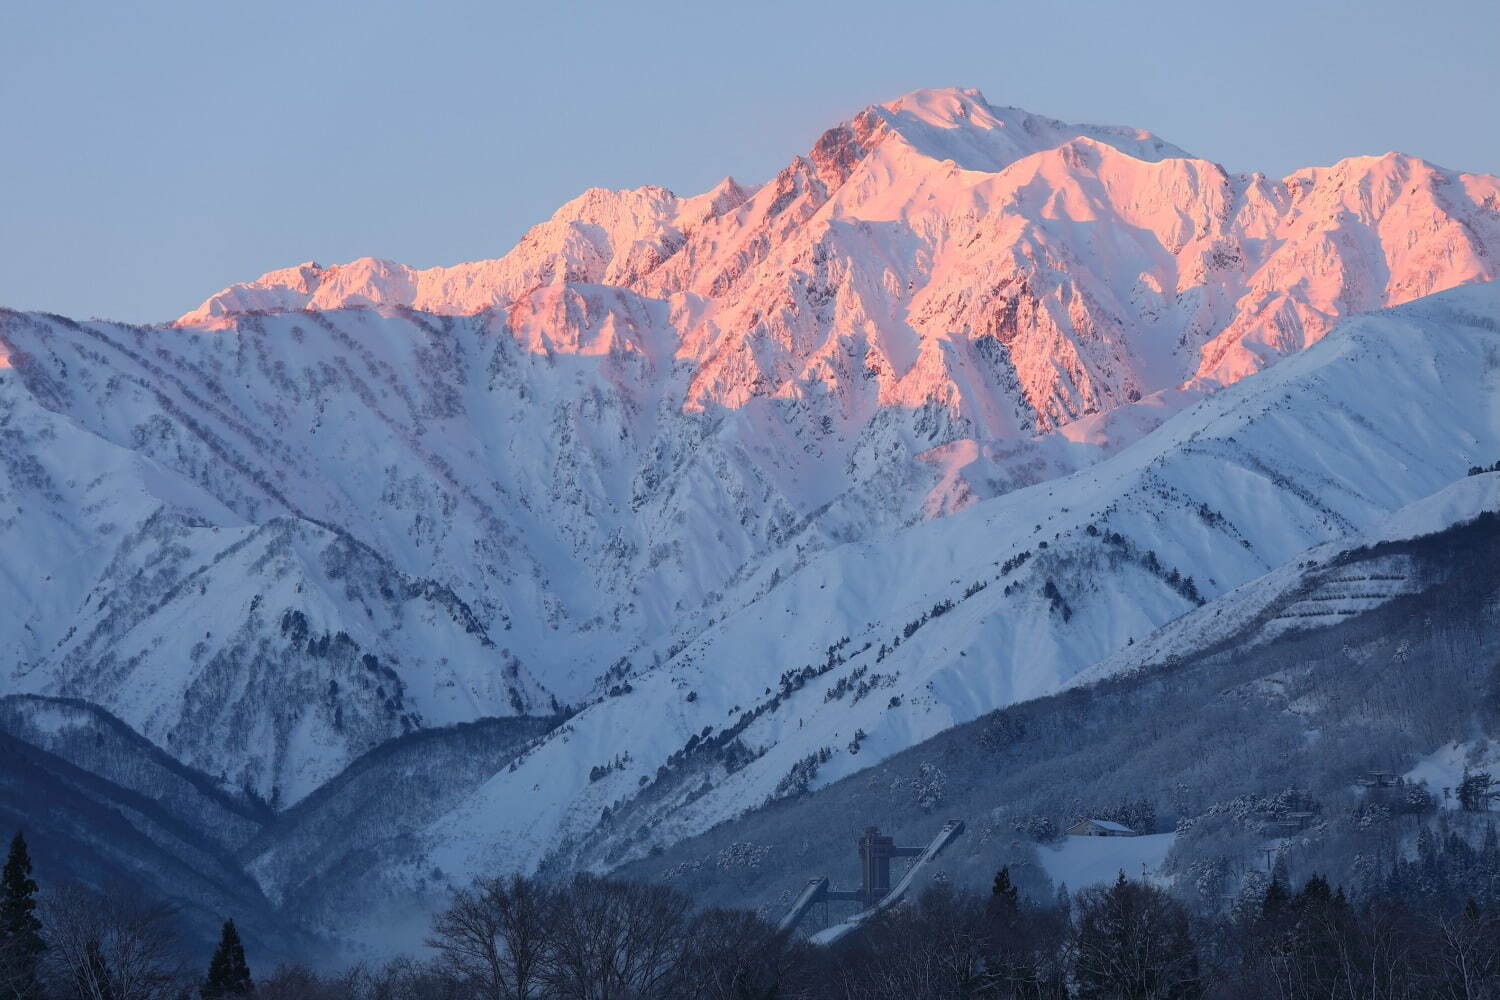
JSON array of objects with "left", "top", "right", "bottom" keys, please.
[
  {"left": 860, "top": 87, "right": 1192, "bottom": 171},
  {"left": 879, "top": 86, "right": 996, "bottom": 127}
]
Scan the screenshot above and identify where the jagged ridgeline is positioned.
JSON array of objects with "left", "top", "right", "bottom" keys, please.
[{"left": 0, "top": 87, "right": 1497, "bottom": 952}]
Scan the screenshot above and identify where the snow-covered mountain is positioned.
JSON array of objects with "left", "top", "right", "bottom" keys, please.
[
  {"left": 183, "top": 88, "right": 1499, "bottom": 433},
  {"left": 618, "top": 472, "right": 1500, "bottom": 925},
  {"left": 355, "top": 283, "right": 1500, "bottom": 890},
  {"left": 1, "top": 88, "right": 1498, "bottom": 948},
  {"left": 248, "top": 285, "right": 1498, "bottom": 945}
]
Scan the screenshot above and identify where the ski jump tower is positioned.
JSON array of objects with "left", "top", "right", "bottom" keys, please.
[{"left": 777, "top": 819, "right": 965, "bottom": 944}]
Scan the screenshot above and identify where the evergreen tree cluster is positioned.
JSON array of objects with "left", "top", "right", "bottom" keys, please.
[{"left": 1385, "top": 821, "right": 1500, "bottom": 907}]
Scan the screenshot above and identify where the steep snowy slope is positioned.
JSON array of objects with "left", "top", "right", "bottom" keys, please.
[
  {"left": 1, "top": 291, "right": 1002, "bottom": 804},
  {"left": 0, "top": 312, "right": 554, "bottom": 803},
  {"left": 1069, "top": 470, "right": 1500, "bottom": 687},
  {"left": 619, "top": 484, "right": 1500, "bottom": 925},
  {"left": 256, "top": 284, "right": 1498, "bottom": 943}
]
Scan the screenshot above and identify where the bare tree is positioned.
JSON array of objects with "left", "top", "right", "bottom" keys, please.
[
  {"left": 1431, "top": 906, "right": 1500, "bottom": 1000},
  {"left": 39, "top": 882, "right": 187, "bottom": 1000},
  {"left": 427, "top": 874, "right": 555, "bottom": 1000},
  {"left": 834, "top": 887, "right": 991, "bottom": 1000},
  {"left": 680, "top": 906, "right": 803, "bottom": 1000},
  {"left": 428, "top": 884, "right": 506, "bottom": 1000},
  {"left": 542, "top": 874, "right": 694, "bottom": 1000},
  {"left": 255, "top": 962, "right": 374, "bottom": 1000},
  {"left": 365, "top": 955, "right": 464, "bottom": 1000}
]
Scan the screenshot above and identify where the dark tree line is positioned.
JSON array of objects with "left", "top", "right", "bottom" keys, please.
[
  {"left": 10, "top": 824, "right": 1500, "bottom": 999},
  {"left": 411, "top": 865, "right": 1500, "bottom": 999}
]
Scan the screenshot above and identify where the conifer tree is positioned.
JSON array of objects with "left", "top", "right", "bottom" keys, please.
[
  {"left": 989, "top": 866, "right": 1019, "bottom": 914},
  {"left": 1260, "top": 876, "right": 1290, "bottom": 921},
  {"left": 1270, "top": 853, "right": 1292, "bottom": 892},
  {"left": 0, "top": 831, "right": 45, "bottom": 1000},
  {"left": 1293, "top": 873, "right": 1332, "bottom": 909},
  {"left": 200, "top": 920, "right": 252, "bottom": 999}
]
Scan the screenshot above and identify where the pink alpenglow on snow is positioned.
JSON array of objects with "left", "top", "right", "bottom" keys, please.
[{"left": 178, "top": 88, "right": 1500, "bottom": 443}]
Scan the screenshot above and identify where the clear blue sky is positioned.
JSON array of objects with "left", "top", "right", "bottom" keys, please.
[{"left": 2, "top": 0, "right": 1495, "bottom": 323}]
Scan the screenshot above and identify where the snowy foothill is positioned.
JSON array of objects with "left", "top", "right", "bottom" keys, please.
[{"left": 1406, "top": 741, "right": 1500, "bottom": 808}]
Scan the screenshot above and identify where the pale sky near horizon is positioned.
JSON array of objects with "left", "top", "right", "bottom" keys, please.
[{"left": 2, "top": 0, "right": 1495, "bottom": 324}]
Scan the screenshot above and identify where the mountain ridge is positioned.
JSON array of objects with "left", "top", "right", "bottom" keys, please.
[
  {"left": 2, "top": 88, "right": 1498, "bottom": 951},
  {"left": 177, "top": 88, "right": 1499, "bottom": 446}
]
